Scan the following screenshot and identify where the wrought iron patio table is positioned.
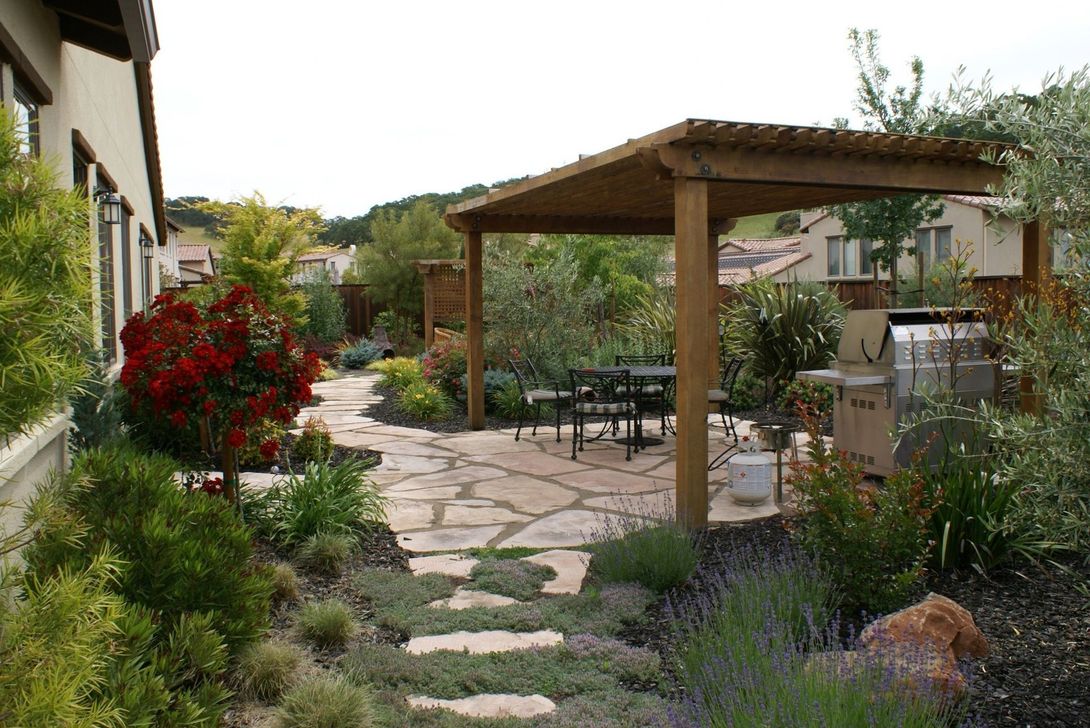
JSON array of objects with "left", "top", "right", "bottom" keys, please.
[{"left": 586, "top": 365, "right": 676, "bottom": 446}]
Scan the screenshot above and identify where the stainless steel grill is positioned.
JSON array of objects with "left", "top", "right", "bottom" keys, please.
[{"left": 797, "top": 308, "right": 994, "bottom": 476}]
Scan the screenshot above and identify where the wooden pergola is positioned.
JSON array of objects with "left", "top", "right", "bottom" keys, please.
[{"left": 444, "top": 119, "right": 1038, "bottom": 528}]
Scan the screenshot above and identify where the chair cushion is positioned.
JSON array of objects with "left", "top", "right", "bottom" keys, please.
[
  {"left": 708, "top": 388, "right": 731, "bottom": 402},
  {"left": 575, "top": 401, "right": 634, "bottom": 416},
  {"left": 524, "top": 389, "right": 571, "bottom": 404}
]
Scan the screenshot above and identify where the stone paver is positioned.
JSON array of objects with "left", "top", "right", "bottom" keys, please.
[
  {"left": 398, "top": 525, "right": 506, "bottom": 553},
  {"left": 408, "top": 553, "right": 479, "bottom": 577},
  {"left": 312, "top": 370, "right": 802, "bottom": 551},
  {"left": 472, "top": 476, "right": 579, "bottom": 515},
  {"left": 428, "top": 588, "right": 519, "bottom": 610},
  {"left": 521, "top": 550, "right": 590, "bottom": 595},
  {"left": 405, "top": 629, "right": 564, "bottom": 655},
  {"left": 496, "top": 510, "right": 606, "bottom": 548},
  {"left": 441, "top": 505, "right": 533, "bottom": 527},
  {"left": 407, "top": 694, "right": 555, "bottom": 718}
]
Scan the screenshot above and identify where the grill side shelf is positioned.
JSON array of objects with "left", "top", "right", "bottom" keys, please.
[{"left": 797, "top": 369, "right": 894, "bottom": 408}]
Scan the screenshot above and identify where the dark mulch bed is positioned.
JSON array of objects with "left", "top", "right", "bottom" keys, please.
[
  {"left": 366, "top": 383, "right": 576, "bottom": 435},
  {"left": 620, "top": 515, "right": 1090, "bottom": 727}
]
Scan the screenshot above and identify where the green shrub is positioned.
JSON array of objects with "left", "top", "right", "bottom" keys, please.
[
  {"left": 25, "top": 444, "right": 273, "bottom": 651},
  {"left": 466, "top": 559, "right": 556, "bottom": 601},
  {"left": 236, "top": 640, "right": 303, "bottom": 700},
  {"left": 776, "top": 379, "right": 834, "bottom": 415},
  {"left": 247, "top": 458, "right": 386, "bottom": 549},
  {"left": 0, "top": 107, "right": 93, "bottom": 439},
  {"left": 396, "top": 380, "right": 453, "bottom": 420},
  {"left": 788, "top": 408, "right": 932, "bottom": 614},
  {"left": 297, "top": 599, "right": 356, "bottom": 648},
  {"left": 277, "top": 676, "right": 376, "bottom": 728},
  {"left": 587, "top": 499, "right": 699, "bottom": 594},
  {"left": 731, "top": 368, "right": 765, "bottom": 410},
  {"left": 295, "top": 531, "right": 357, "bottom": 576},
  {"left": 722, "top": 278, "right": 845, "bottom": 397},
  {"left": 339, "top": 338, "right": 383, "bottom": 369},
  {"left": 369, "top": 356, "right": 423, "bottom": 390},
  {"left": 491, "top": 378, "right": 531, "bottom": 419},
  {"left": 421, "top": 338, "right": 467, "bottom": 398},
  {"left": 239, "top": 417, "right": 287, "bottom": 467},
  {"left": 460, "top": 369, "right": 517, "bottom": 412},
  {"left": 300, "top": 267, "right": 347, "bottom": 343},
  {"left": 271, "top": 563, "right": 301, "bottom": 603},
  {"left": 68, "top": 350, "right": 126, "bottom": 452},
  {"left": 614, "top": 289, "right": 676, "bottom": 362},
  {"left": 290, "top": 416, "right": 334, "bottom": 464}
]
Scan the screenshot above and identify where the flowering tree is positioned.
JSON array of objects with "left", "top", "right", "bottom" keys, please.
[{"left": 121, "top": 285, "right": 320, "bottom": 502}]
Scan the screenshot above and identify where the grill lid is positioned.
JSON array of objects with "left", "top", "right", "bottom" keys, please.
[{"left": 836, "top": 308, "right": 984, "bottom": 364}]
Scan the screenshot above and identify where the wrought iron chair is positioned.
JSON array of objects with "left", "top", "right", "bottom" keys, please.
[
  {"left": 615, "top": 353, "right": 672, "bottom": 435},
  {"left": 509, "top": 359, "right": 570, "bottom": 442},
  {"left": 569, "top": 368, "right": 638, "bottom": 461},
  {"left": 708, "top": 356, "right": 744, "bottom": 470}
]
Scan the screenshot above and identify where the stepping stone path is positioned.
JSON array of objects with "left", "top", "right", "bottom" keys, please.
[{"left": 403, "top": 547, "right": 592, "bottom": 718}]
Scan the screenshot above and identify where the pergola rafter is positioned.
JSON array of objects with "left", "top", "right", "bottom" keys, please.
[{"left": 445, "top": 118, "right": 1034, "bottom": 528}]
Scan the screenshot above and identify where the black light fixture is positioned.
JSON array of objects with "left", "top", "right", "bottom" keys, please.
[
  {"left": 139, "top": 231, "right": 155, "bottom": 259},
  {"left": 94, "top": 187, "right": 121, "bottom": 225}
]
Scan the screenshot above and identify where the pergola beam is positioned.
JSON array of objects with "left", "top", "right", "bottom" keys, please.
[
  {"left": 646, "top": 143, "right": 1005, "bottom": 195},
  {"left": 445, "top": 213, "right": 679, "bottom": 236}
]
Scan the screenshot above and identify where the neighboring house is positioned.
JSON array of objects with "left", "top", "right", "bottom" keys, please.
[
  {"left": 293, "top": 246, "right": 356, "bottom": 284},
  {"left": 160, "top": 215, "right": 183, "bottom": 283},
  {"left": 0, "top": 1, "right": 165, "bottom": 527},
  {"left": 177, "top": 243, "right": 216, "bottom": 284},
  {"left": 662, "top": 236, "right": 810, "bottom": 287},
  {"left": 793, "top": 195, "right": 1026, "bottom": 284}
]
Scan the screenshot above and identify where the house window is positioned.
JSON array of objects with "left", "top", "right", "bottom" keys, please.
[
  {"left": 12, "top": 82, "right": 40, "bottom": 156},
  {"left": 827, "top": 237, "right": 841, "bottom": 277},
  {"left": 828, "top": 236, "right": 873, "bottom": 277},
  {"left": 916, "top": 227, "right": 953, "bottom": 274},
  {"left": 120, "top": 207, "right": 134, "bottom": 321},
  {"left": 860, "top": 238, "right": 874, "bottom": 276},
  {"left": 98, "top": 187, "right": 117, "bottom": 362}
]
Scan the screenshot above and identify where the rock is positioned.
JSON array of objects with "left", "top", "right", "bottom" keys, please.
[
  {"left": 407, "top": 693, "right": 556, "bottom": 718},
  {"left": 860, "top": 592, "right": 989, "bottom": 661},
  {"left": 521, "top": 550, "right": 590, "bottom": 595},
  {"left": 405, "top": 629, "right": 564, "bottom": 655},
  {"left": 428, "top": 588, "right": 519, "bottom": 610}
]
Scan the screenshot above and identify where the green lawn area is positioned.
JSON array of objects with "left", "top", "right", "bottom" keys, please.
[{"left": 727, "top": 211, "right": 792, "bottom": 239}]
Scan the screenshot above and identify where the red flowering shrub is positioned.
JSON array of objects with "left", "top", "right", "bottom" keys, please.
[
  {"left": 421, "top": 338, "right": 467, "bottom": 398},
  {"left": 121, "top": 285, "right": 320, "bottom": 467}
]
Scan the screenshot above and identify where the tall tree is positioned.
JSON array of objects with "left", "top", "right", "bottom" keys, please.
[
  {"left": 353, "top": 200, "right": 460, "bottom": 320},
  {"left": 828, "top": 28, "right": 944, "bottom": 307},
  {"left": 202, "top": 193, "right": 323, "bottom": 321}
]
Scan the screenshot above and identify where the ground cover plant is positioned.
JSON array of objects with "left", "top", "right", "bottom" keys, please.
[{"left": 465, "top": 559, "right": 557, "bottom": 601}]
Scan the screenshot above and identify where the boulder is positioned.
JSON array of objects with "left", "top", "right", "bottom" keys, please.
[{"left": 860, "top": 592, "right": 989, "bottom": 661}]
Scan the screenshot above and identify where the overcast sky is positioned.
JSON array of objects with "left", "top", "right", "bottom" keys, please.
[{"left": 151, "top": 1, "right": 1090, "bottom": 219}]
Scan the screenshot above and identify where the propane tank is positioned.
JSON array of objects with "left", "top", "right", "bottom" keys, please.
[{"left": 726, "top": 437, "right": 772, "bottom": 506}]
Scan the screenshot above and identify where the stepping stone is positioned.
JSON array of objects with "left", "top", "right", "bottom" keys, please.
[
  {"left": 583, "top": 490, "right": 675, "bottom": 517},
  {"left": 408, "top": 553, "right": 479, "bottom": 578},
  {"left": 407, "top": 694, "right": 555, "bottom": 718},
  {"left": 496, "top": 509, "right": 606, "bottom": 548},
  {"left": 398, "top": 525, "right": 505, "bottom": 553},
  {"left": 405, "top": 629, "right": 563, "bottom": 655},
  {"left": 441, "top": 505, "right": 533, "bottom": 527},
  {"left": 386, "top": 499, "right": 437, "bottom": 532},
  {"left": 370, "top": 440, "right": 459, "bottom": 458},
  {"left": 428, "top": 587, "right": 518, "bottom": 610},
  {"left": 561, "top": 469, "right": 666, "bottom": 494},
  {"left": 521, "top": 550, "right": 590, "bottom": 595},
  {"left": 385, "top": 466, "right": 507, "bottom": 492},
  {"left": 374, "top": 454, "right": 450, "bottom": 475},
  {"left": 468, "top": 451, "right": 588, "bottom": 477}
]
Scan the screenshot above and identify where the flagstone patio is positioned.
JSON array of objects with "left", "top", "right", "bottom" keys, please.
[{"left": 240, "top": 371, "right": 809, "bottom": 553}]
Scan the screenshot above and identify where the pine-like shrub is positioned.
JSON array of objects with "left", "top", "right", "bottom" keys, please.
[
  {"left": 300, "top": 267, "right": 347, "bottom": 343},
  {"left": 339, "top": 338, "right": 383, "bottom": 369}
]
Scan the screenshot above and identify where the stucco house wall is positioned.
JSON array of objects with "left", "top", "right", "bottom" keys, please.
[
  {"left": 0, "top": 2, "right": 163, "bottom": 522},
  {"left": 794, "top": 197, "right": 1024, "bottom": 283}
]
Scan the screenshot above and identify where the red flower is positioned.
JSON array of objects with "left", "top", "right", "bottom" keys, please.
[
  {"left": 256, "top": 351, "right": 279, "bottom": 371},
  {"left": 170, "top": 410, "right": 187, "bottom": 427},
  {"left": 227, "top": 429, "right": 246, "bottom": 448},
  {"left": 202, "top": 399, "right": 216, "bottom": 415},
  {"left": 259, "top": 439, "right": 280, "bottom": 460}
]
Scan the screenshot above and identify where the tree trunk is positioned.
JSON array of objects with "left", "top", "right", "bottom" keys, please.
[
  {"left": 221, "top": 431, "right": 239, "bottom": 507},
  {"left": 889, "top": 257, "right": 899, "bottom": 309}
]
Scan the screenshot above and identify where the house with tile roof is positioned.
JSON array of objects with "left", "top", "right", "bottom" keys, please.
[
  {"left": 0, "top": 0, "right": 165, "bottom": 528},
  {"left": 177, "top": 243, "right": 216, "bottom": 283},
  {"left": 292, "top": 246, "right": 356, "bottom": 284},
  {"left": 663, "top": 236, "right": 811, "bottom": 287},
  {"left": 792, "top": 195, "right": 1029, "bottom": 285}
]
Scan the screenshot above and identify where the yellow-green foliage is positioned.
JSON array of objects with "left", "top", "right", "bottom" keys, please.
[
  {"left": 201, "top": 193, "right": 323, "bottom": 322},
  {"left": 0, "top": 106, "right": 93, "bottom": 438},
  {"left": 396, "top": 380, "right": 452, "bottom": 421},
  {"left": 368, "top": 356, "right": 422, "bottom": 391},
  {"left": 0, "top": 552, "right": 125, "bottom": 727}
]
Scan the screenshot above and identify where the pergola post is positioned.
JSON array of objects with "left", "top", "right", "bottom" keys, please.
[
  {"left": 464, "top": 231, "right": 485, "bottom": 429},
  {"left": 417, "top": 262, "right": 437, "bottom": 349},
  {"left": 707, "top": 233, "right": 721, "bottom": 394},
  {"left": 674, "top": 177, "right": 710, "bottom": 529},
  {"left": 1019, "top": 219, "right": 1050, "bottom": 415}
]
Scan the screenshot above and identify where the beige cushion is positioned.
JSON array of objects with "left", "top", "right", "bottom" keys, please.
[{"left": 708, "top": 388, "right": 730, "bottom": 402}]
